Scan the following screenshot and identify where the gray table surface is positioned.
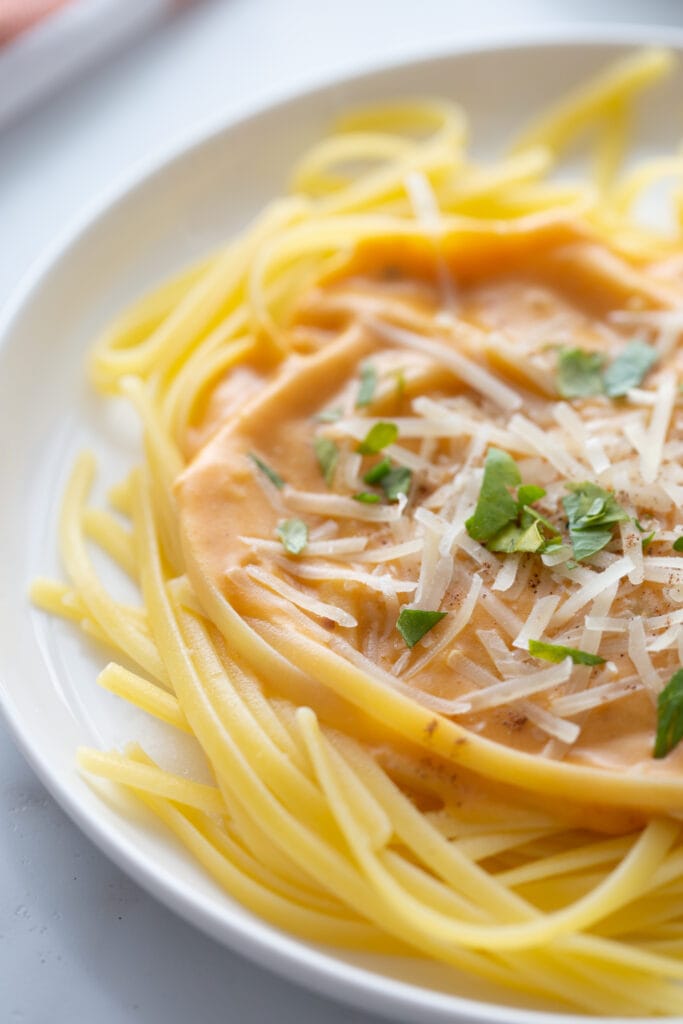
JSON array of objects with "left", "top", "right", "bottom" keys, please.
[{"left": 4, "top": 1, "right": 683, "bottom": 1020}]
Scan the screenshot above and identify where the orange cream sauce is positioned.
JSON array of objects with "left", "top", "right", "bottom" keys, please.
[{"left": 176, "top": 222, "right": 683, "bottom": 813}]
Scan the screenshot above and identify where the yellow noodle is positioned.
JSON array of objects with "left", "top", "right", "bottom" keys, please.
[
  {"left": 107, "top": 473, "right": 134, "bottom": 516},
  {"left": 88, "top": 257, "right": 214, "bottom": 392},
  {"left": 30, "top": 577, "right": 107, "bottom": 641},
  {"left": 78, "top": 747, "right": 226, "bottom": 815},
  {"left": 97, "top": 662, "right": 190, "bottom": 733},
  {"left": 511, "top": 47, "right": 674, "bottom": 156},
  {"left": 82, "top": 507, "right": 137, "bottom": 578},
  {"left": 593, "top": 101, "right": 630, "bottom": 194},
  {"left": 136, "top": 792, "right": 391, "bottom": 947},
  {"left": 298, "top": 708, "right": 679, "bottom": 950},
  {"left": 59, "top": 454, "right": 169, "bottom": 686}
]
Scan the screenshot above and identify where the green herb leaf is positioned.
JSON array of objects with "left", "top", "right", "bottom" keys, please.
[
  {"left": 520, "top": 504, "right": 560, "bottom": 535},
  {"left": 356, "top": 364, "right": 378, "bottom": 408},
  {"left": 557, "top": 348, "right": 604, "bottom": 399},
  {"left": 564, "top": 484, "right": 629, "bottom": 529},
  {"left": 674, "top": 537, "right": 683, "bottom": 553},
  {"left": 276, "top": 518, "right": 308, "bottom": 555},
  {"left": 363, "top": 457, "right": 392, "bottom": 485},
  {"left": 542, "top": 537, "right": 564, "bottom": 553},
  {"left": 359, "top": 458, "right": 411, "bottom": 502},
  {"left": 314, "top": 437, "right": 339, "bottom": 487},
  {"left": 641, "top": 531, "right": 656, "bottom": 552},
  {"left": 563, "top": 482, "right": 628, "bottom": 561},
  {"left": 528, "top": 639, "right": 605, "bottom": 666},
  {"left": 557, "top": 341, "right": 659, "bottom": 403},
  {"left": 465, "top": 447, "right": 520, "bottom": 543},
  {"left": 568, "top": 526, "right": 613, "bottom": 561},
  {"left": 654, "top": 669, "right": 683, "bottom": 758},
  {"left": 397, "top": 608, "right": 447, "bottom": 648},
  {"left": 315, "top": 406, "right": 342, "bottom": 423},
  {"left": 249, "top": 453, "right": 284, "bottom": 489},
  {"left": 357, "top": 421, "right": 398, "bottom": 455},
  {"left": 466, "top": 450, "right": 554, "bottom": 553},
  {"left": 353, "top": 492, "right": 381, "bottom": 504},
  {"left": 488, "top": 520, "right": 547, "bottom": 554},
  {"left": 517, "top": 484, "right": 546, "bottom": 508},
  {"left": 603, "top": 339, "right": 658, "bottom": 398},
  {"left": 381, "top": 466, "right": 412, "bottom": 502}
]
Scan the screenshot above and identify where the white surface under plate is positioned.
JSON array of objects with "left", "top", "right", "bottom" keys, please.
[{"left": 2, "top": 28, "right": 682, "bottom": 1024}]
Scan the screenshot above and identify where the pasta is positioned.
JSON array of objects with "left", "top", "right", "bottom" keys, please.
[{"left": 32, "top": 47, "right": 683, "bottom": 1014}]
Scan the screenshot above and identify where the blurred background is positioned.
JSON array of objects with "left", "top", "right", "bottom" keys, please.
[{"left": 3, "top": 2, "right": 683, "bottom": 1022}]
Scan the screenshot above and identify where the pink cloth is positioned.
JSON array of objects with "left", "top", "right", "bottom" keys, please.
[{"left": 0, "top": 0, "right": 73, "bottom": 45}]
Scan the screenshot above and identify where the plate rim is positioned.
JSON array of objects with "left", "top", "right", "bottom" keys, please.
[{"left": 2, "top": 23, "right": 683, "bottom": 1024}]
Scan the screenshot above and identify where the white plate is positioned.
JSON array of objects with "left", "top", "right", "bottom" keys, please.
[{"left": 2, "top": 27, "right": 682, "bottom": 1024}]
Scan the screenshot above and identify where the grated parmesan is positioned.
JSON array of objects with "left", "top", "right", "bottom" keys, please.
[
  {"left": 367, "top": 317, "right": 523, "bottom": 412},
  {"left": 553, "top": 557, "right": 635, "bottom": 628},
  {"left": 450, "top": 659, "right": 574, "bottom": 714},
  {"left": 245, "top": 566, "right": 358, "bottom": 628},
  {"left": 284, "top": 487, "right": 405, "bottom": 523},
  {"left": 627, "top": 617, "right": 661, "bottom": 697}
]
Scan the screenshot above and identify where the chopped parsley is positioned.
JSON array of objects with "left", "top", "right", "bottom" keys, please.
[
  {"left": 363, "top": 457, "right": 392, "bottom": 485},
  {"left": 488, "top": 520, "right": 547, "bottom": 554},
  {"left": 654, "top": 669, "right": 683, "bottom": 758},
  {"left": 465, "top": 448, "right": 521, "bottom": 543},
  {"left": 360, "top": 458, "right": 411, "bottom": 504},
  {"left": 674, "top": 537, "right": 683, "bottom": 553},
  {"left": 635, "top": 522, "right": 656, "bottom": 551},
  {"left": 557, "top": 348, "right": 605, "bottom": 399},
  {"left": 522, "top": 504, "right": 560, "bottom": 536},
  {"left": 556, "top": 341, "right": 657, "bottom": 401},
  {"left": 380, "top": 465, "right": 412, "bottom": 502},
  {"left": 353, "top": 492, "right": 381, "bottom": 503},
  {"left": 356, "top": 363, "right": 378, "bottom": 407},
  {"left": 562, "top": 482, "right": 628, "bottom": 561},
  {"left": 249, "top": 453, "right": 284, "bottom": 489},
  {"left": 517, "top": 483, "right": 546, "bottom": 507},
  {"left": 313, "top": 437, "right": 339, "bottom": 487},
  {"left": 603, "top": 339, "right": 658, "bottom": 398},
  {"left": 357, "top": 421, "right": 398, "bottom": 455},
  {"left": 465, "top": 448, "right": 554, "bottom": 554},
  {"left": 528, "top": 639, "right": 605, "bottom": 666},
  {"left": 276, "top": 518, "right": 308, "bottom": 555},
  {"left": 397, "top": 608, "right": 447, "bottom": 648}
]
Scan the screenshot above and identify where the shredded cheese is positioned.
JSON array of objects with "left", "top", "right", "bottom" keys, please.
[
  {"left": 448, "top": 652, "right": 578, "bottom": 742},
  {"left": 367, "top": 317, "right": 523, "bottom": 412},
  {"left": 284, "top": 487, "right": 405, "bottom": 522},
  {"left": 451, "top": 659, "right": 574, "bottom": 714},
  {"left": 553, "top": 557, "right": 635, "bottom": 627},
  {"left": 550, "top": 678, "right": 641, "bottom": 717},
  {"left": 239, "top": 535, "right": 367, "bottom": 557},
  {"left": 627, "top": 617, "right": 661, "bottom": 696},
  {"left": 277, "top": 559, "right": 417, "bottom": 596},
  {"left": 404, "top": 574, "right": 483, "bottom": 679},
  {"left": 244, "top": 566, "right": 358, "bottom": 628},
  {"left": 640, "top": 371, "right": 677, "bottom": 484},
  {"left": 513, "top": 595, "right": 562, "bottom": 650}
]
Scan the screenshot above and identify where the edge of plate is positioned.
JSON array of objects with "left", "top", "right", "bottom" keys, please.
[{"left": 2, "top": 23, "right": 682, "bottom": 1024}]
